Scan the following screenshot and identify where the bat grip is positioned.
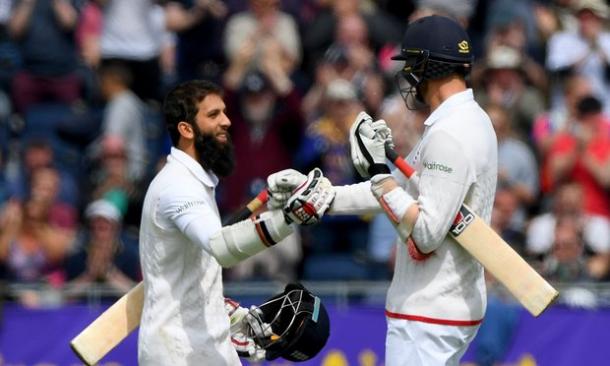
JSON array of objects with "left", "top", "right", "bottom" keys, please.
[
  {"left": 385, "top": 143, "right": 415, "bottom": 178},
  {"left": 224, "top": 189, "right": 269, "bottom": 225}
]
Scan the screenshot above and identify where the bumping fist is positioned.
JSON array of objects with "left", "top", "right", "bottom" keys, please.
[
  {"left": 266, "top": 169, "right": 307, "bottom": 210},
  {"left": 284, "top": 168, "right": 335, "bottom": 225},
  {"left": 349, "top": 111, "right": 392, "bottom": 178}
]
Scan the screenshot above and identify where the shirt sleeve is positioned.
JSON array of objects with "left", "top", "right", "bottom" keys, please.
[
  {"left": 411, "top": 130, "right": 476, "bottom": 253},
  {"left": 158, "top": 187, "right": 221, "bottom": 255}
]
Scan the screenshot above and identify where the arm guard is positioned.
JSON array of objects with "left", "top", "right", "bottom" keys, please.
[
  {"left": 210, "top": 210, "right": 293, "bottom": 267},
  {"left": 371, "top": 174, "right": 419, "bottom": 244}
]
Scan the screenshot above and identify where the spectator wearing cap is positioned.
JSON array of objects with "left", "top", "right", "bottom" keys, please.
[
  {"left": 296, "top": 78, "right": 369, "bottom": 255},
  {"left": 473, "top": 45, "right": 545, "bottom": 141},
  {"left": 64, "top": 198, "right": 140, "bottom": 294},
  {"left": 220, "top": 35, "right": 304, "bottom": 214},
  {"left": 546, "top": 0, "right": 610, "bottom": 114}
]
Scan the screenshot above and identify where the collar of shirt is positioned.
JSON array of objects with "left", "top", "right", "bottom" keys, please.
[
  {"left": 424, "top": 89, "right": 474, "bottom": 127},
  {"left": 168, "top": 147, "right": 219, "bottom": 188}
]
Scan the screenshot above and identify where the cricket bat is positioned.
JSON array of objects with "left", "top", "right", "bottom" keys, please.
[
  {"left": 385, "top": 146, "right": 559, "bottom": 317},
  {"left": 70, "top": 189, "right": 270, "bottom": 365}
]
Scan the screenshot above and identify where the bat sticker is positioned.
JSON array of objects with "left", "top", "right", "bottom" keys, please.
[{"left": 450, "top": 206, "right": 475, "bottom": 236}]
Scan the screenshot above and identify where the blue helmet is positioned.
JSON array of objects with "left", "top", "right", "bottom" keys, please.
[{"left": 393, "top": 15, "right": 473, "bottom": 109}]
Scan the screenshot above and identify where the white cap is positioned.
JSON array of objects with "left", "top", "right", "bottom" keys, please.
[
  {"left": 487, "top": 46, "right": 522, "bottom": 70},
  {"left": 85, "top": 199, "right": 122, "bottom": 222},
  {"left": 575, "top": 0, "right": 608, "bottom": 19},
  {"left": 325, "top": 79, "right": 357, "bottom": 101}
]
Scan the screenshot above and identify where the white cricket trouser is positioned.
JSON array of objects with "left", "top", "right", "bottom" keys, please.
[{"left": 385, "top": 317, "right": 480, "bottom": 366}]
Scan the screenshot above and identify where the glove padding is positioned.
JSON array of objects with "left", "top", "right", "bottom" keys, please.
[
  {"left": 226, "top": 299, "right": 273, "bottom": 361},
  {"left": 349, "top": 111, "right": 392, "bottom": 178},
  {"left": 284, "top": 168, "right": 335, "bottom": 225},
  {"left": 267, "top": 169, "right": 307, "bottom": 210}
]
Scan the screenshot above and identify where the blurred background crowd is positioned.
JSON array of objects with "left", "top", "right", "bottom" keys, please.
[{"left": 0, "top": 0, "right": 609, "bottom": 308}]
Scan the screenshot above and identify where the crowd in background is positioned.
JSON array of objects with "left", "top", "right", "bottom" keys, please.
[{"left": 0, "top": 0, "right": 609, "bottom": 307}]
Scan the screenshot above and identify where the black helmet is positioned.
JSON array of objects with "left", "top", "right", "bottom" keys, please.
[
  {"left": 249, "top": 283, "right": 330, "bottom": 362},
  {"left": 393, "top": 15, "right": 473, "bottom": 109}
]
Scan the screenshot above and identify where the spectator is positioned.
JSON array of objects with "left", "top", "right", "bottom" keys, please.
[
  {"left": 6, "top": 139, "right": 79, "bottom": 212},
  {"left": 8, "top": 0, "right": 82, "bottom": 114},
  {"left": 473, "top": 45, "right": 546, "bottom": 140},
  {"left": 221, "top": 38, "right": 303, "bottom": 213},
  {"left": 95, "top": 63, "right": 147, "bottom": 185},
  {"left": 546, "top": 0, "right": 610, "bottom": 114},
  {"left": 526, "top": 182, "right": 610, "bottom": 279},
  {"left": 93, "top": 0, "right": 171, "bottom": 101},
  {"left": 297, "top": 78, "right": 360, "bottom": 184},
  {"left": 491, "top": 188, "right": 526, "bottom": 254},
  {"left": 487, "top": 104, "right": 539, "bottom": 231},
  {"left": 0, "top": 167, "right": 75, "bottom": 284},
  {"left": 302, "top": 10, "right": 387, "bottom": 119},
  {"left": 65, "top": 198, "right": 139, "bottom": 294},
  {"left": 540, "top": 95, "right": 610, "bottom": 218},
  {"left": 541, "top": 216, "right": 591, "bottom": 282},
  {"left": 224, "top": 0, "right": 301, "bottom": 75},
  {"left": 534, "top": 0, "right": 580, "bottom": 42},
  {"left": 89, "top": 136, "right": 135, "bottom": 202},
  {"left": 164, "top": 0, "right": 228, "bottom": 83},
  {"left": 532, "top": 74, "right": 592, "bottom": 157},
  {"left": 302, "top": 0, "right": 402, "bottom": 74},
  {"left": 297, "top": 78, "right": 368, "bottom": 255}
]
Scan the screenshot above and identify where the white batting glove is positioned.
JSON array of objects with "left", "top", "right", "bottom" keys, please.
[
  {"left": 225, "top": 299, "right": 271, "bottom": 361},
  {"left": 266, "top": 169, "right": 307, "bottom": 210},
  {"left": 349, "top": 111, "right": 391, "bottom": 178},
  {"left": 231, "top": 330, "right": 267, "bottom": 362},
  {"left": 284, "top": 168, "right": 335, "bottom": 225},
  {"left": 371, "top": 119, "right": 395, "bottom": 150}
]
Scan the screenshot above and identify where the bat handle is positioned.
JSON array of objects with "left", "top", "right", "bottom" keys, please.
[
  {"left": 385, "top": 143, "right": 415, "bottom": 178},
  {"left": 224, "top": 189, "right": 269, "bottom": 225}
]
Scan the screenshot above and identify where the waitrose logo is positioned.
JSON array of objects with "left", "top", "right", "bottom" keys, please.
[{"left": 423, "top": 161, "right": 453, "bottom": 173}]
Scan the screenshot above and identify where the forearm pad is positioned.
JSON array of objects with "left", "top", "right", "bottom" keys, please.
[
  {"left": 371, "top": 175, "right": 418, "bottom": 242},
  {"left": 210, "top": 210, "right": 293, "bottom": 267}
]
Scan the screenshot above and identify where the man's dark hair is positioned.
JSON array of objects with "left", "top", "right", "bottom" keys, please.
[
  {"left": 577, "top": 95, "right": 603, "bottom": 117},
  {"left": 163, "top": 80, "right": 223, "bottom": 146},
  {"left": 99, "top": 62, "right": 133, "bottom": 88}
]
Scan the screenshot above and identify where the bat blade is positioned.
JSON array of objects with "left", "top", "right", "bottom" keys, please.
[
  {"left": 450, "top": 205, "right": 558, "bottom": 316},
  {"left": 70, "top": 282, "right": 144, "bottom": 365}
]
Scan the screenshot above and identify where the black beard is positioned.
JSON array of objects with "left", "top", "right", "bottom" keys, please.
[{"left": 194, "top": 129, "right": 235, "bottom": 177}]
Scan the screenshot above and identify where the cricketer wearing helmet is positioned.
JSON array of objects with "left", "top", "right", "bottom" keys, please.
[
  {"left": 137, "top": 80, "right": 334, "bottom": 365},
  {"left": 267, "top": 15, "right": 497, "bottom": 366}
]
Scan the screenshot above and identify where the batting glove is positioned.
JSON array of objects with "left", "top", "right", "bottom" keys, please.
[
  {"left": 284, "top": 168, "right": 335, "bottom": 225},
  {"left": 267, "top": 169, "right": 307, "bottom": 210},
  {"left": 225, "top": 299, "right": 272, "bottom": 361},
  {"left": 350, "top": 111, "right": 391, "bottom": 178}
]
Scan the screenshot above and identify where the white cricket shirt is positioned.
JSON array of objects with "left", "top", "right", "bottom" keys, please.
[
  {"left": 386, "top": 89, "right": 498, "bottom": 324},
  {"left": 138, "top": 147, "right": 240, "bottom": 365}
]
